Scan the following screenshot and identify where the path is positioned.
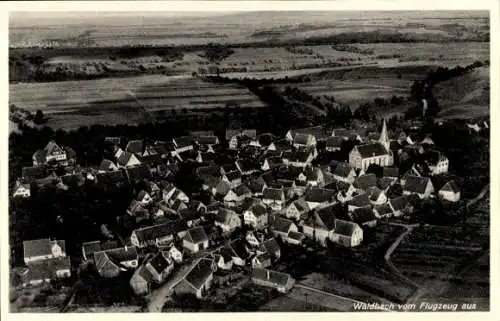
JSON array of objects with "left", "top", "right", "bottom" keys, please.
[
  {"left": 295, "top": 283, "right": 393, "bottom": 312},
  {"left": 342, "top": 80, "right": 408, "bottom": 91}
]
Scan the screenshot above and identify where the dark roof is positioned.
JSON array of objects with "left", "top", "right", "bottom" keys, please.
[
  {"left": 126, "top": 164, "right": 152, "bottom": 181},
  {"left": 184, "top": 259, "right": 214, "bottom": 290},
  {"left": 440, "top": 180, "right": 460, "bottom": 193},
  {"left": 24, "top": 239, "right": 65, "bottom": 259},
  {"left": 354, "top": 174, "right": 377, "bottom": 190},
  {"left": 261, "top": 238, "right": 280, "bottom": 256},
  {"left": 269, "top": 215, "right": 294, "bottom": 233},
  {"left": 60, "top": 173, "right": 84, "bottom": 188},
  {"left": 252, "top": 268, "right": 291, "bottom": 286},
  {"left": 304, "top": 188, "right": 336, "bottom": 203},
  {"left": 216, "top": 208, "right": 238, "bottom": 225},
  {"left": 133, "top": 220, "right": 188, "bottom": 244},
  {"left": 139, "top": 154, "right": 163, "bottom": 166},
  {"left": 287, "top": 231, "right": 305, "bottom": 241},
  {"left": 326, "top": 136, "right": 344, "bottom": 148},
  {"left": 222, "top": 163, "right": 238, "bottom": 174},
  {"left": 263, "top": 187, "right": 285, "bottom": 201},
  {"left": 230, "top": 240, "right": 251, "bottom": 260},
  {"left": 291, "top": 126, "right": 328, "bottom": 140},
  {"left": 104, "top": 137, "right": 121, "bottom": 145},
  {"left": 389, "top": 196, "right": 409, "bottom": 211},
  {"left": 355, "top": 143, "right": 388, "bottom": 158},
  {"left": 351, "top": 208, "right": 377, "bottom": 224},
  {"left": 348, "top": 192, "right": 371, "bottom": 207},
  {"left": 178, "top": 208, "right": 201, "bottom": 221},
  {"left": 383, "top": 167, "right": 399, "bottom": 178},
  {"left": 197, "top": 136, "right": 219, "bottom": 145},
  {"left": 258, "top": 133, "right": 275, "bottom": 146},
  {"left": 148, "top": 252, "right": 172, "bottom": 273},
  {"left": 236, "top": 159, "right": 259, "bottom": 173},
  {"left": 248, "top": 177, "right": 267, "bottom": 194},
  {"left": 22, "top": 166, "right": 47, "bottom": 182},
  {"left": 96, "top": 170, "right": 126, "bottom": 185},
  {"left": 133, "top": 265, "right": 154, "bottom": 283},
  {"left": 250, "top": 203, "right": 268, "bottom": 217},
  {"left": 283, "top": 150, "right": 311, "bottom": 163},
  {"left": 99, "top": 159, "right": 116, "bottom": 171},
  {"left": 291, "top": 199, "right": 309, "bottom": 213},
  {"left": 126, "top": 140, "right": 144, "bottom": 154},
  {"left": 82, "top": 241, "right": 102, "bottom": 258},
  {"left": 378, "top": 177, "right": 396, "bottom": 190},
  {"left": 233, "top": 184, "right": 251, "bottom": 196},
  {"left": 293, "top": 133, "right": 311, "bottom": 146},
  {"left": 334, "top": 163, "right": 354, "bottom": 178},
  {"left": 316, "top": 206, "right": 338, "bottom": 230},
  {"left": 174, "top": 136, "right": 195, "bottom": 149},
  {"left": 190, "top": 130, "right": 215, "bottom": 137},
  {"left": 225, "top": 170, "right": 242, "bottom": 182},
  {"left": 334, "top": 220, "right": 358, "bottom": 237},
  {"left": 374, "top": 203, "right": 393, "bottom": 215},
  {"left": 117, "top": 152, "right": 138, "bottom": 167},
  {"left": 102, "top": 246, "right": 138, "bottom": 263},
  {"left": 403, "top": 175, "right": 432, "bottom": 194},
  {"left": 185, "top": 226, "right": 209, "bottom": 244}
]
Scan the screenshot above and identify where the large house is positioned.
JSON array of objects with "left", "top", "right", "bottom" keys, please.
[
  {"left": 94, "top": 246, "right": 139, "bottom": 278},
  {"left": 175, "top": 259, "right": 214, "bottom": 298},
  {"left": 130, "top": 221, "right": 188, "bottom": 248},
  {"left": 402, "top": 175, "right": 435, "bottom": 199},
  {"left": 251, "top": 268, "right": 295, "bottom": 293},
  {"left": 330, "top": 219, "right": 363, "bottom": 247},
  {"left": 348, "top": 120, "right": 393, "bottom": 171},
  {"left": 32, "top": 141, "right": 69, "bottom": 167},
  {"left": 23, "top": 239, "right": 67, "bottom": 264},
  {"left": 183, "top": 226, "right": 209, "bottom": 253},
  {"left": 215, "top": 208, "right": 242, "bottom": 233}
]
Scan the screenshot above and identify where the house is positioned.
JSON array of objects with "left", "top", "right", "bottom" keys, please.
[
  {"left": 284, "top": 199, "right": 310, "bottom": 221},
  {"left": 330, "top": 219, "right": 363, "bottom": 247},
  {"left": 175, "top": 259, "right": 214, "bottom": 299},
  {"left": 183, "top": 226, "right": 209, "bottom": 253},
  {"left": 439, "top": 181, "right": 461, "bottom": 202},
  {"left": 367, "top": 186, "right": 387, "bottom": 205},
  {"left": 251, "top": 252, "right": 272, "bottom": 269},
  {"left": 226, "top": 129, "right": 257, "bottom": 150},
  {"left": 425, "top": 150, "right": 449, "bottom": 175},
  {"left": 196, "top": 135, "right": 220, "bottom": 149},
  {"left": 287, "top": 126, "right": 328, "bottom": 143},
  {"left": 348, "top": 120, "right": 393, "bottom": 171},
  {"left": 215, "top": 208, "right": 242, "bottom": 233},
  {"left": 373, "top": 203, "right": 394, "bottom": 219},
  {"left": 81, "top": 240, "right": 119, "bottom": 262},
  {"left": 282, "top": 150, "right": 314, "bottom": 168},
  {"left": 32, "top": 140, "right": 68, "bottom": 167},
  {"left": 293, "top": 133, "right": 317, "bottom": 148},
  {"left": 221, "top": 163, "right": 239, "bottom": 175},
  {"left": 382, "top": 167, "right": 399, "bottom": 179},
  {"left": 94, "top": 246, "right": 139, "bottom": 278},
  {"left": 126, "top": 140, "right": 144, "bottom": 155},
  {"left": 223, "top": 184, "right": 252, "bottom": 207},
  {"left": 389, "top": 196, "right": 412, "bottom": 216},
  {"left": 269, "top": 215, "right": 298, "bottom": 239},
  {"left": 353, "top": 174, "right": 378, "bottom": 193},
  {"left": 261, "top": 156, "right": 283, "bottom": 171},
  {"left": 117, "top": 152, "right": 142, "bottom": 168},
  {"left": 95, "top": 170, "right": 126, "bottom": 191},
  {"left": 304, "top": 187, "right": 337, "bottom": 210},
  {"left": 332, "top": 163, "right": 356, "bottom": 183},
  {"left": 347, "top": 192, "right": 371, "bottom": 212},
  {"left": 222, "top": 171, "right": 243, "bottom": 189},
  {"left": 178, "top": 209, "right": 202, "bottom": 227},
  {"left": 163, "top": 186, "right": 189, "bottom": 205},
  {"left": 131, "top": 220, "right": 188, "bottom": 248},
  {"left": 127, "top": 200, "right": 149, "bottom": 220},
  {"left": 130, "top": 266, "right": 154, "bottom": 295},
  {"left": 166, "top": 245, "right": 184, "bottom": 264},
  {"left": 331, "top": 128, "right": 362, "bottom": 141},
  {"left": 251, "top": 268, "right": 295, "bottom": 293},
  {"left": 378, "top": 177, "right": 397, "bottom": 191},
  {"left": 302, "top": 206, "right": 337, "bottom": 246},
  {"left": 235, "top": 159, "right": 260, "bottom": 176},
  {"left": 243, "top": 202, "right": 269, "bottom": 230},
  {"left": 259, "top": 238, "right": 281, "bottom": 262},
  {"left": 173, "top": 136, "right": 195, "bottom": 154},
  {"left": 145, "top": 251, "right": 175, "bottom": 284},
  {"left": 21, "top": 166, "right": 47, "bottom": 183},
  {"left": 350, "top": 208, "right": 378, "bottom": 228},
  {"left": 23, "top": 239, "right": 66, "bottom": 264},
  {"left": 304, "top": 166, "right": 325, "bottom": 187},
  {"left": 214, "top": 251, "right": 234, "bottom": 271},
  {"left": 59, "top": 173, "right": 85, "bottom": 190},
  {"left": 262, "top": 187, "right": 286, "bottom": 211},
  {"left": 12, "top": 180, "right": 31, "bottom": 198},
  {"left": 23, "top": 257, "right": 72, "bottom": 287},
  {"left": 247, "top": 177, "right": 268, "bottom": 196},
  {"left": 402, "top": 175, "right": 435, "bottom": 199},
  {"left": 99, "top": 159, "right": 119, "bottom": 173},
  {"left": 325, "top": 136, "right": 344, "bottom": 152},
  {"left": 225, "top": 240, "right": 251, "bottom": 266}
]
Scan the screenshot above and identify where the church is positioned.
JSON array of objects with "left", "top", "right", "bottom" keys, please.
[{"left": 348, "top": 120, "right": 394, "bottom": 171}]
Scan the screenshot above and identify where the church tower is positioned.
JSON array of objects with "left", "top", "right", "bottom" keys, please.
[{"left": 378, "top": 119, "right": 390, "bottom": 152}]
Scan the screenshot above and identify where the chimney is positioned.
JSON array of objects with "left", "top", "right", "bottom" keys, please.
[
  {"left": 266, "top": 270, "right": 270, "bottom": 280},
  {"left": 422, "top": 99, "right": 428, "bottom": 116},
  {"left": 125, "top": 245, "right": 128, "bottom": 251}
]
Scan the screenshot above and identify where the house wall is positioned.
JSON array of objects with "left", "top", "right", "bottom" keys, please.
[
  {"left": 183, "top": 240, "right": 199, "bottom": 253},
  {"left": 130, "top": 277, "right": 149, "bottom": 295},
  {"left": 125, "top": 155, "right": 141, "bottom": 168},
  {"left": 439, "top": 190, "right": 460, "bottom": 202},
  {"left": 56, "top": 269, "right": 71, "bottom": 278},
  {"left": 14, "top": 187, "right": 30, "bottom": 198}
]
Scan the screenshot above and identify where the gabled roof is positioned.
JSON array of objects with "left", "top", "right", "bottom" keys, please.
[
  {"left": 104, "top": 136, "right": 121, "bottom": 145},
  {"left": 374, "top": 203, "right": 393, "bottom": 216},
  {"left": 249, "top": 203, "right": 268, "bottom": 217},
  {"left": 148, "top": 252, "right": 172, "bottom": 273},
  {"left": 216, "top": 208, "right": 238, "bottom": 225},
  {"left": 60, "top": 173, "right": 85, "bottom": 188},
  {"left": 190, "top": 130, "right": 215, "bottom": 137},
  {"left": 378, "top": 177, "right": 397, "bottom": 190},
  {"left": 24, "top": 239, "right": 65, "bottom": 259},
  {"left": 440, "top": 180, "right": 460, "bottom": 193},
  {"left": 139, "top": 154, "right": 163, "bottom": 166},
  {"left": 184, "top": 259, "right": 214, "bottom": 290},
  {"left": 348, "top": 192, "right": 371, "bottom": 208},
  {"left": 351, "top": 208, "right": 377, "bottom": 224},
  {"left": 236, "top": 159, "right": 259, "bottom": 173},
  {"left": 260, "top": 238, "right": 280, "bottom": 256},
  {"left": 287, "top": 231, "right": 306, "bottom": 241},
  {"left": 283, "top": 150, "right": 311, "bottom": 163},
  {"left": 99, "top": 159, "right": 117, "bottom": 171},
  {"left": 224, "top": 170, "right": 242, "bottom": 182},
  {"left": 293, "top": 133, "right": 312, "bottom": 145},
  {"left": 334, "top": 163, "right": 354, "bottom": 178},
  {"left": 403, "top": 175, "right": 432, "bottom": 194},
  {"left": 133, "top": 220, "right": 188, "bottom": 244},
  {"left": 173, "top": 136, "right": 195, "bottom": 149},
  {"left": 290, "top": 198, "right": 310, "bottom": 213},
  {"left": 117, "top": 152, "right": 138, "bottom": 167},
  {"left": 184, "top": 226, "right": 209, "bottom": 244},
  {"left": 383, "top": 167, "right": 399, "bottom": 178},
  {"left": 229, "top": 239, "right": 251, "bottom": 260},
  {"left": 304, "top": 187, "right": 336, "bottom": 203},
  {"left": 247, "top": 177, "right": 267, "bottom": 194},
  {"left": 334, "top": 220, "right": 359, "bottom": 237},
  {"left": 269, "top": 215, "right": 295, "bottom": 233},
  {"left": 389, "top": 196, "right": 409, "bottom": 212},
  {"left": 95, "top": 170, "right": 126, "bottom": 185},
  {"left": 263, "top": 187, "right": 285, "bottom": 201},
  {"left": 315, "top": 206, "right": 338, "bottom": 230},
  {"left": 258, "top": 133, "right": 276, "bottom": 146},
  {"left": 355, "top": 143, "right": 388, "bottom": 158},
  {"left": 290, "top": 126, "right": 328, "bottom": 140},
  {"left": 100, "top": 246, "right": 138, "bottom": 263},
  {"left": 126, "top": 140, "right": 144, "bottom": 154},
  {"left": 354, "top": 174, "right": 378, "bottom": 191},
  {"left": 197, "top": 135, "right": 219, "bottom": 145},
  {"left": 233, "top": 184, "right": 252, "bottom": 196},
  {"left": 22, "top": 166, "right": 47, "bottom": 182},
  {"left": 326, "top": 136, "right": 344, "bottom": 148},
  {"left": 126, "top": 164, "right": 152, "bottom": 181},
  {"left": 252, "top": 268, "right": 292, "bottom": 286}
]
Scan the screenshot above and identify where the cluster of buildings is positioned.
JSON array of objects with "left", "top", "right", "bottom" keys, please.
[{"left": 14, "top": 119, "right": 464, "bottom": 302}]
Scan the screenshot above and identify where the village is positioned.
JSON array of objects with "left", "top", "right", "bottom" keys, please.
[{"left": 10, "top": 115, "right": 489, "bottom": 312}]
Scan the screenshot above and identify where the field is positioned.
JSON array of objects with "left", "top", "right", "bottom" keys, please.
[
  {"left": 9, "top": 74, "right": 267, "bottom": 130},
  {"left": 260, "top": 287, "right": 345, "bottom": 312}
]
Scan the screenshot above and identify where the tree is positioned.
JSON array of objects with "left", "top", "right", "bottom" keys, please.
[{"left": 34, "top": 109, "right": 46, "bottom": 125}]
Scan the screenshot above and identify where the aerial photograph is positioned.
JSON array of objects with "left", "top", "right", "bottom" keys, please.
[{"left": 7, "top": 8, "right": 490, "bottom": 313}]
